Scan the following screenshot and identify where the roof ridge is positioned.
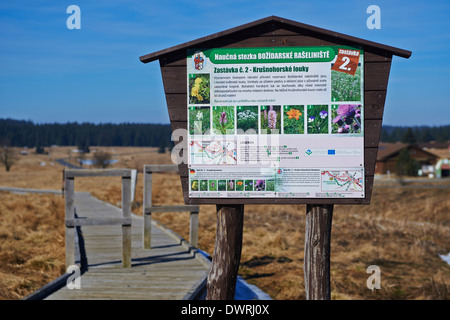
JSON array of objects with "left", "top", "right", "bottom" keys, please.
[{"left": 139, "top": 16, "right": 411, "bottom": 63}]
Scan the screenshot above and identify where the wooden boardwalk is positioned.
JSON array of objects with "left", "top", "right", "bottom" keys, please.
[{"left": 45, "top": 192, "right": 210, "bottom": 300}]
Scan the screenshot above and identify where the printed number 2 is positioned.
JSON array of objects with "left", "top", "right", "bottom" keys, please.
[{"left": 339, "top": 56, "right": 351, "bottom": 71}]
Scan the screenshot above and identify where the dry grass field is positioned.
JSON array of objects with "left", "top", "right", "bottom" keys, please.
[{"left": 0, "top": 146, "right": 448, "bottom": 300}]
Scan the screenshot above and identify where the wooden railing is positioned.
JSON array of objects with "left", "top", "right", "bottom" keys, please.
[
  {"left": 64, "top": 166, "right": 200, "bottom": 269},
  {"left": 64, "top": 169, "right": 133, "bottom": 268},
  {"left": 143, "top": 164, "right": 200, "bottom": 249}
]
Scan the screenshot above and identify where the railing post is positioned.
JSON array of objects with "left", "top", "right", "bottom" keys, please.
[
  {"left": 65, "top": 175, "right": 75, "bottom": 269},
  {"left": 122, "top": 176, "right": 132, "bottom": 268},
  {"left": 143, "top": 167, "right": 152, "bottom": 249},
  {"left": 142, "top": 165, "right": 200, "bottom": 250},
  {"left": 64, "top": 169, "right": 134, "bottom": 268},
  {"left": 189, "top": 210, "right": 199, "bottom": 248}
]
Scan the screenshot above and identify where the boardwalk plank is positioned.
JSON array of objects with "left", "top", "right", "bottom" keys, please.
[{"left": 45, "top": 193, "right": 209, "bottom": 300}]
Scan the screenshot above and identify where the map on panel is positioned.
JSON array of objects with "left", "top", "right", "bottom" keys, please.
[
  {"left": 190, "top": 140, "right": 237, "bottom": 165},
  {"left": 321, "top": 170, "right": 364, "bottom": 193}
]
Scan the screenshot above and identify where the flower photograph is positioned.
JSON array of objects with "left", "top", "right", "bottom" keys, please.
[
  {"left": 307, "top": 105, "right": 329, "bottom": 134},
  {"left": 212, "top": 106, "right": 235, "bottom": 135},
  {"left": 218, "top": 180, "right": 227, "bottom": 191},
  {"left": 188, "top": 106, "right": 210, "bottom": 135},
  {"left": 235, "top": 180, "right": 244, "bottom": 191},
  {"left": 208, "top": 180, "right": 217, "bottom": 191},
  {"left": 227, "top": 180, "right": 235, "bottom": 191},
  {"left": 189, "top": 73, "right": 210, "bottom": 104},
  {"left": 331, "top": 104, "right": 362, "bottom": 134},
  {"left": 200, "top": 180, "right": 208, "bottom": 191},
  {"left": 254, "top": 179, "right": 265, "bottom": 191},
  {"left": 260, "top": 105, "right": 281, "bottom": 134},
  {"left": 265, "top": 180, "right": 275, "bottom": 191},
  {"left": 244, "top": 179, "right": 253, "bottom": 191},
  {"left": 190, "top": 180, "right": 199, "bottom": 191},
  {"left": 236, "top": 106, "right": 259, "bottom": 134},
  {"left": 283, "top": 105, "right": 304, "bottom": 134},
  {"left": 331, "top": 68, "right": 362, "bottom": 102}
]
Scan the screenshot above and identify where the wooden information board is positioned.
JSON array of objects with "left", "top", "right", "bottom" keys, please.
[
  {"left": 140, "top": 15, "right": 411, "bottom": 301},
  {"left": 140, "top": 16, "right": 411, "bottom": 206}
]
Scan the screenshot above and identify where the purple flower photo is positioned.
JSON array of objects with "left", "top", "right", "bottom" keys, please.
[
  {"left": 331, "top": 104, "right": 362, "bottom": 134},
  {"left": 260, "top": 105, "right": 281, "bottom": 134},
  {"left": 306, "top": 105, "right": 329, "bottom": 134},
  {"left": 213, "top": 106, "right": 234, "bottom": 135},
  {"left": 254, "top": 180, "right": 265, "bottom": 191}
]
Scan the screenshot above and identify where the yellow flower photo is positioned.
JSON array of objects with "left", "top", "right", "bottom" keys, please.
[{"left": 189, "top": 74, "right": 210, "bottom": 104}]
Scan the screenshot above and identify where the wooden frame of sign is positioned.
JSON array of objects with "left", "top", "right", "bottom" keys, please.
[
  {"left": 140, "top": 15, "right": 411, "bottom": 301},
  {"left": 140, "top": 16, "right": 411, "bottom": 206}
]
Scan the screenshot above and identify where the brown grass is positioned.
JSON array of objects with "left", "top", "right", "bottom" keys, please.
[
  {"left": 0, "top": 147, "right": 448, "bottom": 300},
  {"left": 0, "top": 191, "right": 65, "bottom": 300}
]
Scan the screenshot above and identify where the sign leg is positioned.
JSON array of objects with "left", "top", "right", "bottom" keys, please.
[
  {"left": 304, "top": 204, "right": 333, "bottom": 300},
  {"left": 206, "top": 204, "right": 244, "bottom": 300}
]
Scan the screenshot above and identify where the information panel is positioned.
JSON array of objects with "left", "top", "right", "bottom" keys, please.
[{"left": 187, "top": 46, "right": 364, "bottom": 199}]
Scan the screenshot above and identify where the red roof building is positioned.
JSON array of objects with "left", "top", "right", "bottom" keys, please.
[{"left": 375, "top": 142, "right": 439, "bottom": 175}]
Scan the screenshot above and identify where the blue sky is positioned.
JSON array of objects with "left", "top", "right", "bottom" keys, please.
[{"left": 0, "top": 0, "right": 449, "bottom": 126}]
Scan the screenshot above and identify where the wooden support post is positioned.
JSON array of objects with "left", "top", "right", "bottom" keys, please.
[
  {"left": 304, "top": 204, "right": 333, "bottom": 300},
  {"left": 122, "top": 177, "right": 132, "bottom": 268},
  {"left": 189, "top": 210, "right": 199, "bottom": 248},
  {"left": 143, "top": 169, "right": 152, "bottom": 249},
  {"left": 65, "top": 176, "right": 75, "bottom": 269},
  {"left": 206, "top": 204, "right": 244, "bottom": 300}
]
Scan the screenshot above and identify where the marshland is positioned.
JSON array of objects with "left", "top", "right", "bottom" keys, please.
[{"left": 0, "top": 146, "right": 448, "bottom": 300}]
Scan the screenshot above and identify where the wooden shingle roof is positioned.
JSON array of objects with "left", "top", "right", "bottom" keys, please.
[
  {"left": 377, "top": 143, "right": 440, "bottom": 161},
  {"left": 140, "top": 15, "right": 411, "bottom": 63}
]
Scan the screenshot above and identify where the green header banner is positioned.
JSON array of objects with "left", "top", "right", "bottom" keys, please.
[{"left": 188, "top": 47, "right": 337, "bottom": 64}]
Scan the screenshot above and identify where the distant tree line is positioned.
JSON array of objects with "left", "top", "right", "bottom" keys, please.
[
  {"left": 0, "top": 118, "right": 173, "bottom": 150},
  {"left": 2, "top": 118, "right": 449, "bottom": 150},
  {"left": 380, "top": 125, "right": 450, "bottom": 144}
]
